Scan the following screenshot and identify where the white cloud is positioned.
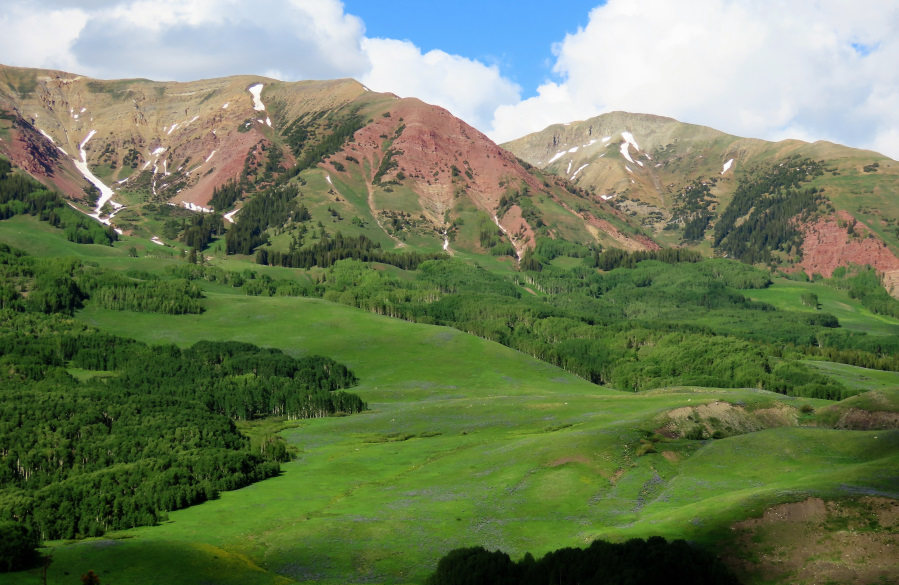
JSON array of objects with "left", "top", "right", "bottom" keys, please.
[
  {"left": 75, "top": 0, "right": 370, "bottom": 81},
  {"left": 0, "top": 5, "right": 89, "bottom": 73},
  {"left": 360, "top": 38, "right": 521, "bottom": 132},
  {"left": 492, "top": 81, "right": 601, "bottom": 142},
  {"left": 487, "top": 0, "right": 899, "bottom": 159}
]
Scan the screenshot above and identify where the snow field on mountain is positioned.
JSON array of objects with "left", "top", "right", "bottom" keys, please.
[{"left": 249, "top": 84, "right": 266, "bottom": 111}]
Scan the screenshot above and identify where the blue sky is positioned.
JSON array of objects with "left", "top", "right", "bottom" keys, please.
[
  {"left": 342, "top": 0, "right": 600, "bottom": 97},
  {"left": 2, "top": 1, "right": 899, "bottom": 158}
]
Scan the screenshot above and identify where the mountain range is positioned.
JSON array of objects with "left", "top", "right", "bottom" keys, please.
[{"left": 5, "top": 63, "right": 897, "bottom": 282}]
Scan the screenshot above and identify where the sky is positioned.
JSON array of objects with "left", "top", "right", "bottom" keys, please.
[{"left": 3, "top": 0, "right": 899, "bottom": 159}]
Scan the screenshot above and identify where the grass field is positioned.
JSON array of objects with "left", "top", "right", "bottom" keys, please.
[
  {"left": 742, "top": 277, "right": 899, "bottom": 336},
  {"left": 804, "top": 360, "right": 899, "bottom": 391},
  {"left": 9, "top": 291, "right": 889, "bottom": 585},
  {"left": 5, "top": 221, "right": 898, "bottom": 585}
]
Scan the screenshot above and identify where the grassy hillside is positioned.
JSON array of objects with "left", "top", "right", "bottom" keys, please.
[
  {"left": 2, "top": 216, "right": 898, "bottom": 585},
  {"left": 5, "top": 291, "right": 891, "bottom": 585}
]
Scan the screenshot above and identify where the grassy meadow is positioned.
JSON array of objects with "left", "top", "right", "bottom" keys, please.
[{"left": 3, "top": 222, "right": 898, "bottom": 585}]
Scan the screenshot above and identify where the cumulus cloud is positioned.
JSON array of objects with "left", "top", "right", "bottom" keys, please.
[
  {"left": 71, "top": 0, "right": 371, "bottom": 81},
  {"left": 488, "top": 0, "right": 899, "bottom": 159},
  {"left": 0, "top": 5, "right": 89, "bottom": 73},
  {"left": 360, "top": 38, "right": 521, "bottom": 133}
]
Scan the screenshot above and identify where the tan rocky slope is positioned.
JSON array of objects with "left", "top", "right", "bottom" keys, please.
[
  {"left": 0, "top": 64, "right": 650, "bottom": 256},
  {"left": 503, "top": 111, "right": 899, "bottom": 278}
]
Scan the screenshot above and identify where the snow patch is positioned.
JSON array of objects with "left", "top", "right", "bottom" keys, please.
[
  {"left": 79, "top": 130, "right": 97, "bottom": 152},
  {"left": 152, "top": 147, "right": 166, "bottom": 155},
  {"left": 636, "top": 161, "right": 644, "bottom": 167},
  {"left": 222, "top": 103, "right": 229, "bottom": 109},
  {"left": 548, "top": 151, "right": 566, "bottom": 164},
  {"left": 721, "top": 158, "right": 734, "bottom": 174},
  {"left": 625, "top": 165, "right": 633, "bottom": 174},
  {"left": 80, "top": 107, "right": 86, "bottom": 113},
  {"left": 183, "top": 202, "right": 213, "bottom": 213},
  {"left": 621, "top": 131, "right": 640, "bottom": 151},
  {"left": 38, "top": 129, "right": 56, "bottom": 144},
  {"left": 205, "top": 150, "right": 216, "bottom": 163},
  {"left": 151, "top": 236, "right": 166, "bottom": 246},
  {"left": 167, "top": 123, "right": 179, "bottom": 135},
  {"left": 249, "top": 84, "right": 265, "bottom": 111},
  {"left": 566, "top": 161, "right": 572, "bottom": 175},
  {"left": 568, "top": 146, "right": 579, "bottom": 153},
  {"left": 571, "top": 164, "right": 589, "bottom": 180},
  {"left": 224, "top": 208, "right": 241, "bottom": 224},
  {"left": 602, "top": 136, "right": 611, "bottom": 143},
  {"left": 72, "top": 130, "right": 120, "bottom": 224},
  {"left": 187, "top": 115, "right": 199, "bottom": 125},
  {"left": 601, "top": 194, "right": 616, "bottom": 201},
  {"left": 266, "top": 117, "right": 272, "bottom": 127},
  {"left": 325, "top": 175, "right": 333, "bottom": 185}
]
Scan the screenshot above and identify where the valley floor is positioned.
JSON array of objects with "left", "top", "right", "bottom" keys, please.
[{"left": 7, "top": 293, "right": 895, "bottom": 585}]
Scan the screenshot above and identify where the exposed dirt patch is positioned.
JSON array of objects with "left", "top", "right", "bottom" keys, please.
[
  {"left": 657, "top": 400, "right": 798, "bottom": 439},
  {"left": 799, "top": 211, "right": 899, "bottom": 278},
  {"left": 173, "top": 128, "right": 265, "bottom": 208},
  {"left": 0, "top": 122, "right": 87, "bottom": 200},
  {"left": 660, "top": 450, "right": 680, "bottom": 463},
  {"left": 722, "top": 497, "right": 899, "bottom": 585},
  {"left": 548, "top": 455, "right": 591, "bottom": 467},
  {"left": 345, "top": 97, "right": 547, "bottom": 253},
  {"left": 831, "top": 408, "right": 899, "bottom": 431}
]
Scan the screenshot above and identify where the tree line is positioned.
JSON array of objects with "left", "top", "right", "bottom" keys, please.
[
  {"left": 256, "top": 231, "right": 446, "bottom": 271},
  {"left": 427, "top": 537, "right": 741, "bottom": 585}
]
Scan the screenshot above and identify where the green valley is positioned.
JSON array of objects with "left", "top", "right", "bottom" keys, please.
[{"left": 1, "top": 204, "right": 897, "bottom": 584}]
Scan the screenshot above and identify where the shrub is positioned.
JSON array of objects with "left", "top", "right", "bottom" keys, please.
[
  {"left": 685, "top": 425, "right": 705, "bottom": 440},
  {"left": 0, "top": 522, "right": 39, "bottom": 572}
]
